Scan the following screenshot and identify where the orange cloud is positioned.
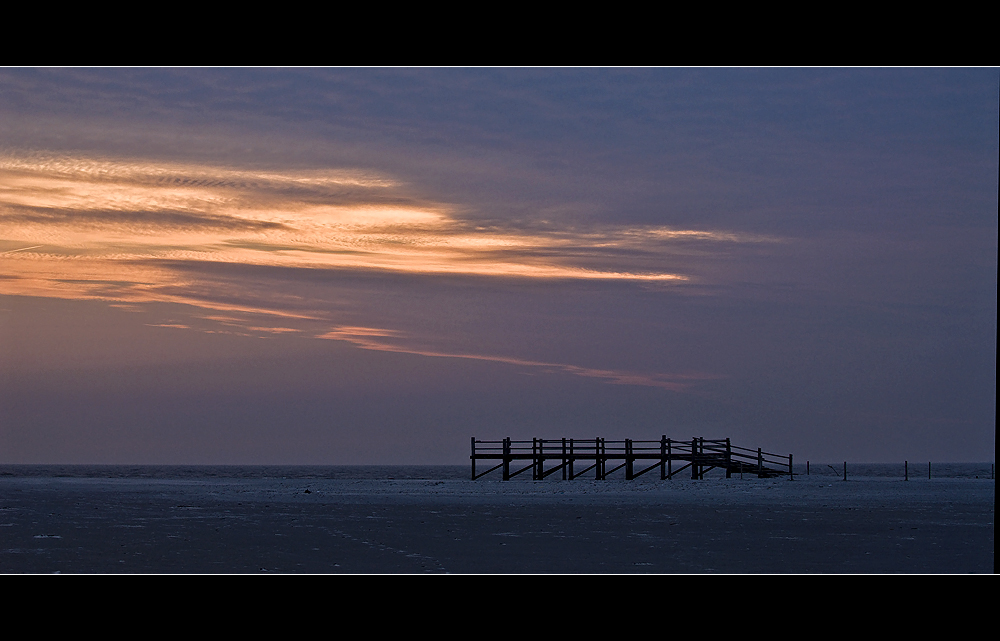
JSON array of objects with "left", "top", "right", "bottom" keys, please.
[
  {"left": 0, "top": 152, "right": 756, "bottom": 295},
  {"left": 1, "top": 152, "right": 759, "bottom": 392}
]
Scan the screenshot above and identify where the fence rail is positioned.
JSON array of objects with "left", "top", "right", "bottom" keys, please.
[{"left": 471, "top": 436, "right": 793, "bottom": 481}]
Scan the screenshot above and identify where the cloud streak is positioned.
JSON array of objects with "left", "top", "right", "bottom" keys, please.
[
  {"left": 316, "top": 325, "right": 719, "bottom": 392},
  {"left": 1, "top": 152, "right": 776, "bottom": 286},
  {"left": 1, "top": 151, "right": 776, "bottom": 392}
]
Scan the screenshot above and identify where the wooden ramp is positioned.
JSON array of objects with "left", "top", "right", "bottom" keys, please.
[{"left": 471, "top": 437, "right": 793, "bottom": 481}]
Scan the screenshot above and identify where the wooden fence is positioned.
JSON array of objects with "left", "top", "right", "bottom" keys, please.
[{"left": 471, "top": 436, "right": 792, "bottom": 481}]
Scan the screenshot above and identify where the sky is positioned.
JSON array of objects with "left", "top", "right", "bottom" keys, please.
[{"left": 0, "top": 68, "right": 996, "bottom": 464}]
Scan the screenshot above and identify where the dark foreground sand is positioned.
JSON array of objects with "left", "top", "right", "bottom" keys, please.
[{"left": 1, "top": 476, "right": 993, "bottom": 573}]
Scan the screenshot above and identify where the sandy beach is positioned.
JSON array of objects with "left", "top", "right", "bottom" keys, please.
[{"left": 1, "top": 471, "right": 993, "bottom": 573}]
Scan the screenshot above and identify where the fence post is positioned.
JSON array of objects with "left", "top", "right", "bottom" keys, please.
[
  {"left": 789, "top": 453, "right": 793, "bottom": 481},
  {"left": 471, "top": 437, "right": 476, "bottom": 480},
  {"left": 667, "top": 438, "right": 672, "bottom": 479},
  {"left": 725, "top": 438, "right": 732, "bottom": 478},
  {"left": 758, "top": 448, "right": 763, "bottom": 479},
  {"left": 660, "top": 435, "right": 667, "bottom": 480},
  {"left": 503, "top": 437, "right": 510, "bottom": 481},
  {"left": 905, "top": 460, "right": 908, "bottom": 481},
  {"left": 843, "top": 461, "right": 847, "bottom": 481}
]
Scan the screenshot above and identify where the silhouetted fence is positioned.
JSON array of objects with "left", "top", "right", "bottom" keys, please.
[
  {"left": 803, "top": 461, "right": 995, "bottom": 480},
  {"left": 471, "top": 437, "right": 792, "bottom": 481}
]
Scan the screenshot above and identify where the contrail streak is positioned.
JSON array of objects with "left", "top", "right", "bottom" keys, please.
[{"left": 0, "top": 245, "right": 42, "bottom": 254}]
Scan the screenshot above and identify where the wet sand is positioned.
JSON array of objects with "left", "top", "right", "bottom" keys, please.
[{"left": 1, "top": 476, "right": 993, "bottom": 573}]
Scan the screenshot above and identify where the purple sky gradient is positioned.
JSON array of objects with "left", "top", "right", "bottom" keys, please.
[{"left": 0, "top": 68, "right": 995, "bottom": 463}]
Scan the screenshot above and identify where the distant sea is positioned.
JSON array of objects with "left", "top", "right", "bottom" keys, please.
[{"left": 0, "top": 462, "right": 993, "bottom": 480}]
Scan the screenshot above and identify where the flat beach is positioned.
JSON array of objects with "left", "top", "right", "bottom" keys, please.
[{"left": 1, "top": 468, "right": 993, "bottom": 573}]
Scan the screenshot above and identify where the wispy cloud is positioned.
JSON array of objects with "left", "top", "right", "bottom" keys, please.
[
  {"left": 316, "top": 325, "right": 720, "bottom": 392},
  {"left": 1, "top": 151, "right": 773, "bottom": 391},
  {"left": 1, "top": 152, "right": 776, "bottom": 287}
]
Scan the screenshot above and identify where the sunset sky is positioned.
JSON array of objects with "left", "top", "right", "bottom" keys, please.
[{"left": 1, "top": 68, "right": 996, "bottom": 464}]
